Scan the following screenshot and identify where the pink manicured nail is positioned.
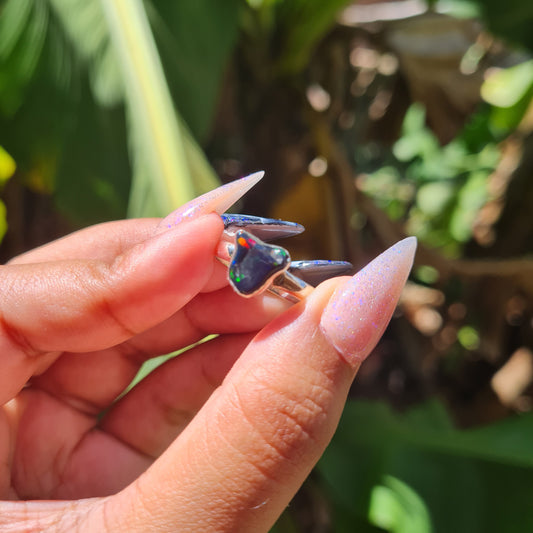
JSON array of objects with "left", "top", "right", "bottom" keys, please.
[
  {"left": 156, "top": 171, "right": 265, "bottom": 233},
  {"left": 320, "top": 237, "right": 417, "bottom": 367}
]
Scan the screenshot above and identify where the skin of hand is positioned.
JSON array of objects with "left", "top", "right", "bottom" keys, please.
[{"left": 0, "top": 175, "right": 416, "bottom": 532}]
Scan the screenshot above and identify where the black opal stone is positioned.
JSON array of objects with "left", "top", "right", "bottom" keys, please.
[{"left": 229, "top": 230, "right": 290, "bottom": 296}]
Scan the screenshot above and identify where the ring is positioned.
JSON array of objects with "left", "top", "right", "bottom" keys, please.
[
  {"left": 218, "top": 229, "right": 314, "bottom": 303},
  {"left": 217, "top": 214, "right": 353, "bottom": 303}
]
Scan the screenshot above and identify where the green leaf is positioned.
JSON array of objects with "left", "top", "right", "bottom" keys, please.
[
  {"left": 434, "top": 0, "right": 480, "bottom": 19},
  {"left": 1, "top": 0, "right": 233, "bottom": 224},
  {"left": 0, "top": 198, "right": 7, "bottom": 242},
  {"left": 149, "top": 0, "right": 242, "bottom": 141},
  {"left": 0, "top": 145, "right": 16, "bottom": 181},
  {"left": 0, "top": 0, "right": 49, "bottom": 114},
  {"left": 416, "top": 182, "right": 454, "bottom": 216},
  {"left": 101, "top": 0, "right": 211, "bottom": 216},
  {"left": 0, "top": 0, "right": 131, "bottom": 224},
  {"left": 48, "top": 0, "right": 241, "bottom": 137},
  {"left": 402, "top": 102, "right": 427, "bottom": 134},
  {"left": 318, "top": 400, "right": 533, "bottom": 532},
  {"left": 481, "top": 60, "right": 533, "bottom": 108},
  {"left": 457, "top": 325, "right": 480, "bottom": 350},
  {"left": 393, "top": 105, "right": 441, "bottom": 163},
  {"left": 369, "top": 476, "right": 433, "bottom": 533},
  {"left": 450, "top": 170, "right": 488, "bottom": 242}
]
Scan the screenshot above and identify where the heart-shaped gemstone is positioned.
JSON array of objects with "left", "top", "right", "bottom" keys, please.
[{"left": 228, "top": 230, "right": 291, "bottom": 296}]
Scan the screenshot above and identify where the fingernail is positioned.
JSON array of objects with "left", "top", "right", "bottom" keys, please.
[
  {"left": 156, "top": 171, "right": 265, "bottom": 233},
  {"left": 320, "top": 237, "right": 417, "bottom": 367}
]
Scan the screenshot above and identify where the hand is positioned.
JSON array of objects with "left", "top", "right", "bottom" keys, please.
[{"left": 0, "top": 177, "right": 415, "bottom": 532}]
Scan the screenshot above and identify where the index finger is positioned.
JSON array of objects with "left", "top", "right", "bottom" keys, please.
[
  {"left": 8, "top": 219, "right": 160, "bottom": 265},
  {"left": 0, "top": 214, "right": 223, "bottom": 404}
]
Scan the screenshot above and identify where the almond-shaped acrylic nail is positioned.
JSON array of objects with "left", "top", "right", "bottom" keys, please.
[
  {"left": 156, "top": 171, "right": 265, "bottom": 233},
  {"left": 320, "top": 237, "right": 417, "bottom": 367}
]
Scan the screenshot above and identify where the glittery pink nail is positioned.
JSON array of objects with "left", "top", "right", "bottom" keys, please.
[
  {"left": 320, "top": 237, "right": 417, "bottom": 367},
  {"left": 155, "top": 171, "right": 265, "bottom": 233}
]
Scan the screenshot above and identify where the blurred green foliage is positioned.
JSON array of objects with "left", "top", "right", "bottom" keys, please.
[
  {"left": 482, "top": 59, "right": 533, "bottom": 133},
  {"left": 317, "top": 400, "right": 533, "bottom": 533},
  {"left": 361, "top": 103, "right": 500, "bottom": 254},
  {"left": 0, "top": 0, "right": 238, "bottom": 223},
  {"left": 1, "top": 0, "right": 533, "bottom": 532},
  {"left": 0, "top": 144, "right": 14, "bottom": 240}
]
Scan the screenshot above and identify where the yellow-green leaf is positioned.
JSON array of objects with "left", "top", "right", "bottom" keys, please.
[
  {"left": 0, "top": 199, "right": 7, "bottom": 242},
  {"left": 0, "top": 145, "right": 16, "bottom": 183},
  {"left": 481, "top": 60, "right": 533, "bottom": 108}
]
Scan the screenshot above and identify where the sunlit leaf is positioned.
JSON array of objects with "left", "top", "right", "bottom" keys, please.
[
  {"left": 402, "top": 102, "right": 426, "bottom": 133},
  {"left": 393, "top": 105, "right": 441, "bottom": 163},
  {"left": 457, "top": 325, "right": 480, "bottom": 350},
  {"left": 0, "top": 0, "right": 234, "bottom": 224},
  {"left": 416, "top": 182, "right": 454, "bottom": 216},
  {"left": 481, "top": 60, "right": 533, "bottom": 108},
  {"left": 435, "top": 0, "right": 481, "bottom": 19},
  {"left": 362, "top": 103, "right": 501, "bottom": 250},
  {"left": 93, "top": 0, "right": 236, "bottom": 216},
  {"left": 414, "top": 264, "right": 439, "bottom": 285},
  {"left": 0, "top": 198, "right": 7, "bottom": 242},
  {"left": 0, "top": 143, "right": 10, "bottom": 242},
  {"left": 101, "top": 0, "right": 202, "bottom": 216},
  {"left": 0, "top": 145, "right": 16, "bottom": 182},
  {"left": 450, "top": 170, "right": 488, "bottom": 241},
  {"left": 369, "top": 476, "right": 433, "bottom": 533}
]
